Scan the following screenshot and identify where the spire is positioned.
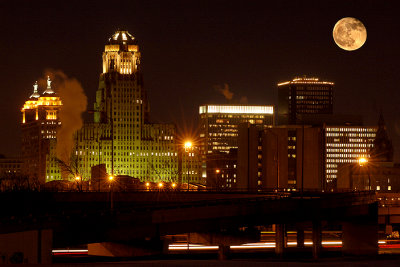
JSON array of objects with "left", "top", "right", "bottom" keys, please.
[
  {"left": 370, "top": 111, "right": 393, "bottom": 162},
  {"left": 43, "top": 76, "right": 55, "bottom": 95},
  {"left": 29, "top": 81, "right": 40, "bottom": 99}
]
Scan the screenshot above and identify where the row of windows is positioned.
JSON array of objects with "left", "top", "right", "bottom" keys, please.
[
  {"left": 209, "top": 133, "right": 238, "bottom": 138},
  {"left": 327, "top": 143, "right": 373, "bottom": 148},
  {"left": 326, "top": 159, "right": 359, "bottom": 163},
  {"left": 326, "top": 148, "right": 367, "bottom": 153},
  {"left": 327, "top": 128, "right": 376, "bottom": 132},
  {"left": 327, "top": 153, "right": 368, "bottom": 158},
  {"left": 326, "top": 133, "right": 376, "bottom": 137}
]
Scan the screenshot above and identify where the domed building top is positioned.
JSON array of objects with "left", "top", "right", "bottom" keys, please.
[
  {"left": 30, "top": 81, "right": 40, "bottom": 99},
  {"left": 108, "top": 30, "right": 137, "bottom": 45},
  {"left": 42, "top": 76, "right": 55, "bottom": 95}
]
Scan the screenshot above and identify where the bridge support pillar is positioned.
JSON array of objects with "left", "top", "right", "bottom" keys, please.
[
  {"left": 275, "top": 224, "right": 285, "bottom": 257},
  {"left": 312, "top": 220, "right": 322, "bottom": 259},
  {"left": 296, "top": 224, "right": 305, "bottom": 249},
  {"left": 0, "top": 229, "right": 52, "bottom": 264},
  {"left": 342, "top": 219, "right": 378, "bottom": 255},
  {"left": 218, "top": 245, "right": 230, "bottom": 260}
]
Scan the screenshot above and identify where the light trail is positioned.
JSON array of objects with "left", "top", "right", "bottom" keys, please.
[
  {"left": 169, "top": 240, "right": 390, "bottom": 251},
  {"left": 52, "top": 249, "right": 88, "bottom": 255}
]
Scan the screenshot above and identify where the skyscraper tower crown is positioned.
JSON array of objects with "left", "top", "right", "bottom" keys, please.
[
  {"left": 108, "top": 30, "right": 137, "bottom": 45},
  {"left": 277, "top": 76, "right": 334, "bottom": 125},
  {"left": 102, "top": 30, "right": 140, "bottom": 74},
  {"left": 30, "top": 81, "right": 40, "bottom": 99},
  {"left": 43, "top": 76, "right": 55, "bottom": 95}
]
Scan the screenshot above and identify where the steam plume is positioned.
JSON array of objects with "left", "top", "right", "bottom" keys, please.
[
  {"left": 41, "top": 70, "right": 87, "bottom": 165},
  {"left": 215, "top": 83, "right": 234, "bottom": 100}
]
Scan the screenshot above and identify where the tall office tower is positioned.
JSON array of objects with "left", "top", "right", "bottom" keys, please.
[
  {"left": 21, "top": 78, "right": 62, "bottom": 183},
  {"left": 45, "top": 30, "right": 183, "bottom": 183},
  {"left": 199, "top": 105, "right": 274, "bottom": 182},
  {"left": 324, "top": 126, "right": 377, "bottom": 189},
  {"left": 277, "top": 77, "right": 334, "bottom": 125}
]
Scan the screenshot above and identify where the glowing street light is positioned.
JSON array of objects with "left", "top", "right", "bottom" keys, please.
[
  {"left": 158, "top": 182, "right": 163, "bottom": 188},
  {"left": 358, "top": 157, "right": 371, "bottom": 191},
  {"left": 108, "top": 175, "right": 115, "bottom": 211},
  {"left": 216, "top": 169, "right": 221, "bottom": 174},
  {"left": 358, "top": 157, "right": 368, "bottom": 166},
  {"left": 172, "top": 183, "right": 177, "bottom": 188},
  {"left": 184, "top": 141, "right": 192, "bottom": 151},
  {"left": 183, "top": 140, "right": 193, "bottom": 191},
  {"left": 146, "top": 182, "right": 150, "bottom": 187},
  {"left": 75, "top": 176, "right": 82, "bottom": 191}
]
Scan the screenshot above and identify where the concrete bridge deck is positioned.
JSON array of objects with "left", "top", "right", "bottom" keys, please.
[{"left": 0, "top": 191, "right": 378, "bottom": 263}]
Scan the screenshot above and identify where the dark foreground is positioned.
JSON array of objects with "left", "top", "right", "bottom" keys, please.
[{"left": 38, "top": 251, "right": 400, "bottom": 267}]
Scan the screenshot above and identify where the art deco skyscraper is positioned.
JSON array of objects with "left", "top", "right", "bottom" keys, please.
[
  {"left": 21, "top": 78, "right": 62, "bottom": 182},
  {"left": 65, "top": 30, "right": 178, "bottom": 182}
]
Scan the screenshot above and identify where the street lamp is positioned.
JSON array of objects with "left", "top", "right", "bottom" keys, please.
[
  {"left": 358, "top": 157, "right": 371, "bottom": 190},
  {"left": 184, "top": 141, "right": 193, "bottom": 191},
  {"left": 184, "top": 141, "right": 192, "bottom": 151},
  {"left": 215, "top": 169, "right": 221, "bottom": 189},
  {"left": 109, "top": 175, "right": 114, "bottom": 211},
  {"left": 358, "top": 157, "right": 368, "bottom": 166},
  {"left": 75, "top": 176, "right": 82, "bottom": 191}
]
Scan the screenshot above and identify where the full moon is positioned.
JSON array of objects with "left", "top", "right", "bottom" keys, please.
[{"left": 333, "top": 17, "right": 367, "bottom": 51}]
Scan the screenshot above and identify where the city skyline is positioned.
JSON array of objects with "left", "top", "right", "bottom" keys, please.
[{"left": 0, "top": 0, "right": 399, "bottom": 160}]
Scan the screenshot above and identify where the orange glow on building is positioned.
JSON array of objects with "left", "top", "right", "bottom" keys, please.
[{"left": 20, "top": 78, "right": 63, "bottom": 183}]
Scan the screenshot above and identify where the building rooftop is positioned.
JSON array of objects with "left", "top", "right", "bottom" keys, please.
[
  {"left": 108, "top": 30, "right": 137, "bottom": 45},
  {"left": 277, "top": 76, "right": 334, "bottom": 86},
  {"left": 42, "top": 76, "right": 55, "bottom": 95},
  {"left": 29, "top": 81, "right": 40, "bottom": 99},
  {"left": 199, "top": 105, "right": 274, "bottom": 114}
]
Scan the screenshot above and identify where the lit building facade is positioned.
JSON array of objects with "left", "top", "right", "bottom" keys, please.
[
  {"left": 180, "top": 143, "right": 202, "bottom": 185},
  {"left": 199, "top": 105, "right": 274, "bottom": 182},
  {"left": 0, "top": 157, "right": 23, "bottom": 177},
  {"left": 278, "top": 77, "right": 333, "bottom": 125},
  {"left": 42, "top": 30, "right": 201, "bottom": 184},
  {"left": 21, "top": 78, "right": 62, "bottom": 183},
  {"left": 206, "top": 149, "right": 238, "bottom": 189},
  {"left": 336, "top": 114, "right": 396, "bottom": 192},
  {"left": 337, "top": 162, "right": 400, "bottom": 192},
  {"left": 324, "top": 126, "right": 377, "bottom": 188}
]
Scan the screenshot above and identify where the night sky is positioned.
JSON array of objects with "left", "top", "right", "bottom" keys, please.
[{"left": 0, "top": 0, "right": 399, "bottom": 160}]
